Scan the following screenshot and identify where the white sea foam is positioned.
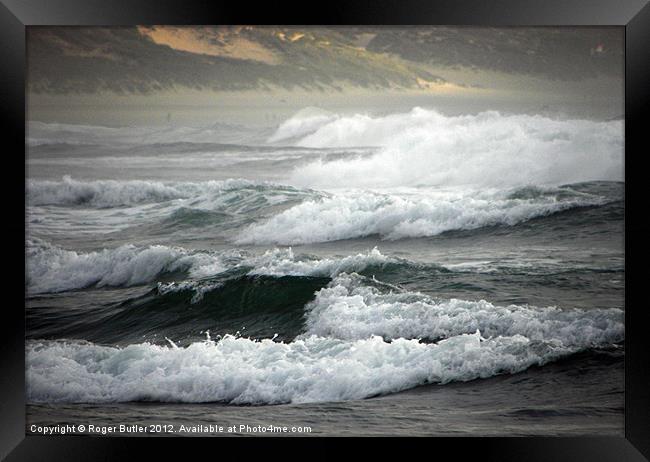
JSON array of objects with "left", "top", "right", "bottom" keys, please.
[
  {"left": 236, "top": 187, "right": 606, "bottom": 244},
  {"left": 26, "top": 240, "right": 397, "bottom": 294},
  {"left": 157, "top": 280, "right": 225, "bottom": 304},
  {"left": 272, "top": 107, "right": 624, "bottom": 188},
  {"left": 26, "top": 177, "right": 315, "bottom": 239},
  {"left": 246, "top": 247, "right": 397, "bottom": 277},
  {"left": 267, "top": 107, "right": 337, "bottom": 144},
  {"left": 25, "top": 110, "right": 625, "bottom": 406},
  {"left": 25, "top": 248, "right": 624, "bottom": 404},
  {"left": 153, "top": 248, "right": 397, "bottom": 303},
  {"left": 302, "top": 273, "right": 624, "bottom": 344},
  {"left": 26, "top": 239, "right": 229, "bottom": 294},
  {"left": 28, "top": 238, "right": 621, "bottom": 294},
  {"left": 26, "top": 308, "right": 622, "bottom": 405}
]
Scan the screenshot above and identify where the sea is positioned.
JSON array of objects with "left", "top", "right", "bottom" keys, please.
[{"left": 25, "top": 107, "right": 625, "bottom": 436}]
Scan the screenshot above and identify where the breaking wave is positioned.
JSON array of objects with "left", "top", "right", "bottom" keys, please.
[
  {"left": 26, "top": 176, "right": 300, "bottom": 208},
  {"left": 27, "top": 299, "right": 623, "bottom": 404},
  {"left": 267, "top": 107, "right": 337, "bottom": 144},
  {"left": 303, "top": 273, "right": 623, "bottom": 344},
  {"left": 26, "top": 240, "right": 402, "bottom": 294},
  {"left": 237, "top": 186, "right": 608, "bottom": 244},
  {"left": 26, "top": 239, "right": 230, "bottom": 294},
  {"left": 25, "top": 109, "right": 626, "bottom": 407},
  {"left": 27, "top": 180, "right": 619, "bottom": 246},
  {"left": 26, "top": 245, "right": 624, "bottom": 404},
  {"left": 272, "top": 107, "right": 624, "bottom": 189}
]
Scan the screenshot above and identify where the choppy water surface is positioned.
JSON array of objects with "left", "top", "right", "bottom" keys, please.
[{"left": 26, "top": 108, "right": 624, "bottom": 435}]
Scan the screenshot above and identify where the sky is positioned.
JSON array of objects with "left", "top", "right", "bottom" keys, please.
[{"left": 26, "top": 26, "right": 624, "bottom": 126}]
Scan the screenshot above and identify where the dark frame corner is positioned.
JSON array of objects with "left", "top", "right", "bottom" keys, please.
[{"left": 2, "top": 0, "right": 649, "bottom": 460}]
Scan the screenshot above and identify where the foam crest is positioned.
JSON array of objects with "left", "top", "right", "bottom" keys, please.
[
  {"left": 26, "top": 331, "right": 594, "bottom": 404},
  {"left": 303, "top": 273, "right": 624, "bottom": 345},
  {"left": 267, "top": 107, "right": 337, "bottom": 144},
  {"left": 152, "top": 248, "right": 399, "bottom": 302},
  {"left": 26, "top": 241, "right": 399, "bottom": 294},
  {"left": 276, "top": 107, "right": 623, "bottom": 188},
  {"left": 157, "top": 280, "right": 225, "bottom": 304},
  {"left": 26, "top": 239, "right": 229, "bottom": 294},
  {"left": 246, "top": 247, "right": 397, "bottom": 277},
  {"left": 236, "top": 187, "right": 606, "bottom": 244}
]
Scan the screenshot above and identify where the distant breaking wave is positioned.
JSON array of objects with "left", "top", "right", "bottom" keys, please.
[
  {"left": 269, "top": 107, "right": 624, "bottom": 189},
  {"left": 25, "top": 108, "right": 625, "bottom": 407},
  {"left": 27, "top": 178, "right": 613, "bottom": 244},
  {"left": 26, "top": 240, "right": 399, "bottom": 294},
  {"left": 237, "top": 186, "right": 608, "bottom": 244},
  {"left": 27, "top": 238, "right": 621, "bottom": 295},
  {"left": 26, "top": 176, "right": 303, "bottom": 208},
  {"left": 26, "top": 239, "right": 230, "bottom": 294},
  {"left": 267, "top": 107, "right": 338, "bottom": 144}
]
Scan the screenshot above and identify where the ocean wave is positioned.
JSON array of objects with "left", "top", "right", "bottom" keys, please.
[
  {"left": 26, "top": 176, "right": 296, "bottom": 208},
  {"left": 26, "top": 243, "right": 624, "bottom": 404},
  {"left": 27, "top": 238, "right": 621, "bottom": 295},
  {"left": 148, "top": 246, "right": 401, "bottom": 313},
  {"left": 303, "top": 273, "right": 624, "bottom": 344},
  {"left": 153, "top": 247, "right": 399, "bottom": 304},
  {"left": 157, "top": 280, "right": 225, "bottom": 304},
  {"left": 26, "top": 120, "right": 269, "bottom": 147},
  {"left": 272, "top": 107, "right": 624, "bottom": 188},
  {"left": 246, "top": 247, "right": 398, "bottom": 277},
  {"left": 26, "top": 239, "right": 230, "bottom": 294},
  {"left": 236, "top": 186, "right": 607, "bottom": 244},
  {"left": 27, "top": 179, "right": 618, "bottom": 244},
  {"left": 26, "top": 241, "right": 401, "bottom": 294},
  {"left": 26, "top": 324, "right": 622, "bottom": 404},
  {"left": 267, "top": 107, "right": 338, "bottom": 144}
]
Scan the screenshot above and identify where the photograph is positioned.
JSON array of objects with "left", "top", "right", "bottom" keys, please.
[{"left": 25, "top": 25, "right": 625, "bottom": 437}]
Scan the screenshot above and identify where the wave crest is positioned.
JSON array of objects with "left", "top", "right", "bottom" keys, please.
[
  {"left": 237, "top": 186, "right": 607, "bottom": 244},
  {"left": 26, "top": 325, "right": 621, "bottom": 404},
  {"left": 27, "top": 176, "right": 289, "bottom": 208},
  {"left": 26, "top": 241, "right": 401, "bottom": 294},
  {"left": 272, "top": 107, "right": 624, "bottom": 188},
  {"left": 303, "top": 273, "right": 624, "bottom": 345},
  {"left": 26, "top": 239, "right": 229, "bottom": 294}
]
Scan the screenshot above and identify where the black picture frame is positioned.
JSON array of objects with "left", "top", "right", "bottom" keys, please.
[{"left": 2, "top": 0, "right": 648, "bottom": 459}]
